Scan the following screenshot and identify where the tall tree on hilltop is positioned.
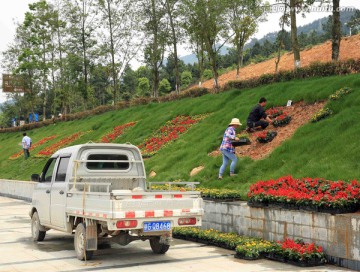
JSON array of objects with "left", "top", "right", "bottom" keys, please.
[
  {"left": 164, "top": 0, "right": 183, "bottom": 94},
  {"left": 63, "top": 0, "right": 98, "bottom": 110},
  {"left": 22, "top": 0, "right": 58, "bottom": 121},
  {"left": 180, "top": 0, "right": 229, "bottom": 91},
  {"left": 137, "top": 0, "right": 168, "bottom": 98},
  {"left": 96, "top": 0, "right": 143, "bottom": 104},
  {"left": 227, "top": 0, "right": 266, "bottom": 78},
  {"left": 275, "top": 0, "right": 316, "bottom": 69}
]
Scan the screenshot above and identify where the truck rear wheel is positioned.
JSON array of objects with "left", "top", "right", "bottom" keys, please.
[
  {"left": 150, "top": 237, "right": 170, "bottom": 254},
  {"left": 31, "top": 211, "right": 46, "bottom": 241},
  {"left": 74, "top": 223, "right": 94, "bottom": 261}
]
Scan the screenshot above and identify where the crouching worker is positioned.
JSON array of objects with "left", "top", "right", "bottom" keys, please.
[
  {"left": 246, "top": 97, "right": 272, "bottom": 133},
  {"left": 218, "top": 118, "right": 241, "bottom": 180}
]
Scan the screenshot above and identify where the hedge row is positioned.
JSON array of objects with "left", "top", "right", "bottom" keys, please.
[
  {"left": 224, "top": 59, "right": 360, "bottom": 90},
  {"left": 2, "top": 58, "right": 360, "bottom": 133}
]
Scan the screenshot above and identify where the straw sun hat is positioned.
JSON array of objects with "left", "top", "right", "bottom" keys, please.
[{"left": 229, "top": 118, "right": 242, "bottom": 126}]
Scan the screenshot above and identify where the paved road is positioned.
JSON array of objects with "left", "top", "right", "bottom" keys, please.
[{"left": 0, "top": 196, "right": 355, "bottom": 272}]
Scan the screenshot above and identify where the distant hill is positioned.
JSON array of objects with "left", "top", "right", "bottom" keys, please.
[
  {"left": 180, "top": 45, "right": 231, "bottom": 65},
  {"left": 246, "top": 9, "right": 357, "bottom": 48}
]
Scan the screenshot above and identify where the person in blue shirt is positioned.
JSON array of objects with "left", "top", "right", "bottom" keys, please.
[
  {"left": 218, "top": 118, "right": 241, "bottom": 180},
  {"left": 246, "top": 97, "right": 273, "bottom": 133}
]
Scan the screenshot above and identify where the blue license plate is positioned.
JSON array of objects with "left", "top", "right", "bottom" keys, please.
[{"left": 144, "top": 221, "right": 171, "bottom": 232}]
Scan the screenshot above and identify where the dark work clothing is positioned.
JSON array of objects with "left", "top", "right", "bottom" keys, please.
[
  {"left": 247, "top": 104, "right": 268, "bottom": 129},
  {"left": 247, "top": 120, "right": 269, "bottom": 129}
]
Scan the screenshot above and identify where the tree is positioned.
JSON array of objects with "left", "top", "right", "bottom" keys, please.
[
  {"left": 23, "top": 0, "right": 59, "bottom": 120},
  {"left": 96, "top": 0, "right": 143, "bottom": 104},
  {"left": 228, "top": 0, "right": 265, "bottom": 78},
  {"left": 137, "top": 77, "right": 151, "bottom": 96},
  {"left": 140, "top": 0, "right": 168, "bottom": 98},
  {"left": 180, "top": 70, "right": 192, "bottom": 89},
  {"left": 159, "top": 78, "right": 171, "bottom": 94},
  {"left": 332, "top": 0, "right": 341, "bottom": 61},
  {"left": 347, "top": 10, "right": 360, "bottom": 36},
  {"left": 63, "top": 0, "right": 98, "bottom": 110},
  {"left": 276, "top": 0, "right": 316, "bottom": 68},
  {"left": 180, "top": 0, "right": 230, "bottom": 91},
  {"left": 164, "top": 0, "right": 183, "bottom": 93}
]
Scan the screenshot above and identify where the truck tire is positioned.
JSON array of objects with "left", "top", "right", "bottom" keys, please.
[
  {"left": 31, "top": 211, "right": 46, "bottom": 241},
  {"left": 74, "top": 223, "right": 94, "bottom": 261},
  {"left": 150, "top": 237, "right": 170, "bottom": 254}
]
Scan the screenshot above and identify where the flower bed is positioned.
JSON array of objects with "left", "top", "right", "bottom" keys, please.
[
  {"left": 36, "top": 131, "right": 89, "bottom": 157},
  {"left": 9, "top": 135, "right": 57, "bottom": 160},
  {"left": 173, "top": 227, "right": 265, "bottom": 251},
  {"left": 329, "top": 87, "right": 352, "bottom": 100},
  {"left": 138, "top": 114, "right": 209, "bottom": 157},
  {"left": 235, "top": 240, "right": 274, "bottom": 260},
  {"left": 256, "top": 131, "right": 277, "bottom": 143},
  {"left": 173, "top": 228, "right": 326, "bottom": 267},
  {"left": 311, "top": 108, "right": 333, "bottom": 122},
  {"left": 247, "top": 176, "right": 360, "bottom": 214},
  {"left": 100, "top": 121, "right": 136, "bottom": 143},
  {"left": 268, "top": 239, "right": 326, "bottom": 267}
]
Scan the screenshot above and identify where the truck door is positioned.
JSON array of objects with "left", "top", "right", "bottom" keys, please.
[
  {"left": 35, "top": 157, "right": 57, "bottom": 225},
  {"left": 50, "top": 155, "right": 70, "bottom": 229}
]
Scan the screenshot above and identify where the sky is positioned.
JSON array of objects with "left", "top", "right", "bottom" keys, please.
[{"left": 1, "top": 0, "right": 359, "bottom": 103}]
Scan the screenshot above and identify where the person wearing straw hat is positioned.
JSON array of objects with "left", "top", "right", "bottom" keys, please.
[{"left": 218, "top": 118, "right": 241, "bottom": 180}]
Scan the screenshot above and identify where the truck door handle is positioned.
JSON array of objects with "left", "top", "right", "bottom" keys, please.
[
  {"left": 59, "top": 190, "right": 64, "bottom": 195},
  {"left": 46, "top": 190, "right": 50, "bottom": 194}
]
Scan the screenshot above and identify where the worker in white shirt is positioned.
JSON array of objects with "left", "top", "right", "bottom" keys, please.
[{"left": 22, "top": 132, "right": 32, "bottom": 159}]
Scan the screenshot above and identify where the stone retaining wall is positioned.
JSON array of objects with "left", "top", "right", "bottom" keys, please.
[
  {"left": 0, "top": 179, "right": 36, "bottom": 202},
  {"left": 202, "top": 200, "right": 360, "bottom": 271},
  {"left": 1, "top": 180, "right": 359, "bottom": 270}
]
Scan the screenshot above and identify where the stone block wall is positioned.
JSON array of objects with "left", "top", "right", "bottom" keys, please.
[{"left": 202, "top": 200, "right": 360, "bottom": 271}]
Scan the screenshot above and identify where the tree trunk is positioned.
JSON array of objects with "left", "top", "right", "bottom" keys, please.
[
  {"left": 166, "top": 0, "right": 180, "bottom": 94},
  {"left": 332, "top": 0, "right": 341, "bottom": 61},
  {"left": 151, "top": 0, "right": 160, "bottom": 98},
  {"left": 290, "top": 0, "right": 301, "bottom": 69},
  {"left": 81, "top": 0, "right": 88, "bottom": 110},
  {"left": 106, "top": 0, "right": 118, "bottom": 105}
]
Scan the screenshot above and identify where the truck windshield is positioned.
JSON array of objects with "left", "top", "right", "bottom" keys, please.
[{"left": 86, "top": 154, "right": 130, "bottom": 170}]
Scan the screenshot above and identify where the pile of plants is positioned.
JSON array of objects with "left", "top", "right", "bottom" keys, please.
[
  {"left": 173, "top": 227, "right": 326, "bottom": 266},
  {"left": 256, "top": 131, "right": 277, "bottom": 143},
  {"left": 272, "top": 113, "right": 292, "bottom": 127},
  {"left": 311, "top": 108, "right": 333, "bottom": 122},
  {"left": 329, "top": 87, "right": 353, "bottom": 100},
  {"left": 266, "top": 107, "right": 284, "bottom": 119},
  {"left": 138, "top": 114, "right": 209, "bottom": 157},
  {"left": 247, "top": 175, "right": 360, "bottom": 214}
]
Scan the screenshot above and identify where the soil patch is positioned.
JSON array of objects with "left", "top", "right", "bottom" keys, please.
[
  {"left": 199, "top": 35, "right": 360, "bottom": 89},
  {"left": 209, "top": 101, "right": 326, "bottom": 160}
]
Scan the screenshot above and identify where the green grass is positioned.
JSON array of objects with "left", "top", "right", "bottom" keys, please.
[{"left": 1, "top": 74, "right": 360, "bottom": 198}]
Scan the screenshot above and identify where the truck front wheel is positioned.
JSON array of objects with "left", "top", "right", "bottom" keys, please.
[
  {"left": 150, "top": 237, "right": 170, "bottom": 254},
  {"left": 74, "top": 223, "right": 94, "bottom": 261},
  {"left": 31, "top": 211, "right": 46, "bottom": 241}
]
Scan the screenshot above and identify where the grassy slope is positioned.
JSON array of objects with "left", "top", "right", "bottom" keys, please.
[{"left": 1, "top": 74, "right": 360, "bottom": 198}]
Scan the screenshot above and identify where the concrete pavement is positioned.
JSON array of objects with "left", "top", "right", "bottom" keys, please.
[{"left": 0, "top": 196, "right": 355, "bottom": 272}]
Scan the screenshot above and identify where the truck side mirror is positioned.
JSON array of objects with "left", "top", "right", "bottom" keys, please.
[{"left": 31, "top": 174, "right": 40, "bottom": 182}]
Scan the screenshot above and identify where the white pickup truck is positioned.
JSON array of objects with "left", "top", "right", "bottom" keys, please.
[{"left": 29, "top": 143, "right": 203, "bottom": 260}]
